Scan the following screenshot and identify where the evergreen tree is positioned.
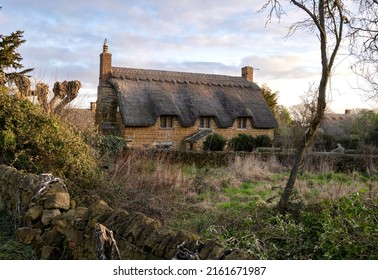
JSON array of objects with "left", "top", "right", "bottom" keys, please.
[
  {"left": 261, "top": 84, "right": 279, "bottom": 114},
  {"left": 0, "top": 30, "right": 33, "bottom": 85}
]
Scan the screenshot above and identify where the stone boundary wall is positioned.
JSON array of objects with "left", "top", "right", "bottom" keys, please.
[
  {"left": 143, "top": 149, "right": 378, "bottom": 172},
  {"left": 0, "top": 165, "right": 248, "bottom": 260}
]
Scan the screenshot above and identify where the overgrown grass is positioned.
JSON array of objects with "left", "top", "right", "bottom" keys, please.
[{"left": 103, "top": 150, "right": 378, "bottom": 259}]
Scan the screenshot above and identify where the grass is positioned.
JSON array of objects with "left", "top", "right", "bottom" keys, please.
[
  {"left": 103, "top": 151, "right": 377, "bottom": 243},
  {"left": 0, "top": 211, "right": 35, "bottom": 260}
]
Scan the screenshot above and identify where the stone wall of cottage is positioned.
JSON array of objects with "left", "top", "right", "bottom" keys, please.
[
  {"left": 96, "top": 84, "right": 119, "bottom": 135},
  {"left": 122, "top": 116, "right": 274, "bottom": 150},
  {"left": 96, "top": 82, "right": 274, "bottom": 150},
  {"left": 0, "top": 164, "right": 249, "bottom": 260}
]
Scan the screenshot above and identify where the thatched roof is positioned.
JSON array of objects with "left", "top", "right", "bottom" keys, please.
[
  {"left": 320, "top": 113, "right": 357, "bottom": 136},
  {"left": 109, "top": 67, "right": 278, "bottom": 129}
]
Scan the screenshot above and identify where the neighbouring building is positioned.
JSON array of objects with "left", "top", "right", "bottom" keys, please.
[
  {"left": 95, "top": 40, "right": 278, "bottom": 150},
  {"left": 319, "top": 109, "right": 358, "bottom": 138}
]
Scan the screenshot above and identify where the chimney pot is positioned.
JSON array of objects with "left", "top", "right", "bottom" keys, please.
[
  {"left": 103, "top": 38, "right": 108, "bottom": 53},
  {"left": 99, "top": 40, "right": 112, "bottom": 83}
]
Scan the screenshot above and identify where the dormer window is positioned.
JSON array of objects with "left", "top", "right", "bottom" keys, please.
[
  {"left": 237, "top": 117, "right": 248, "bottom": 129},
  {"left": 160, "top": 115, "right": 174, "bottom": 129},
  {"left": 199, "top": 117, "right": 211, "bottom": 129}
]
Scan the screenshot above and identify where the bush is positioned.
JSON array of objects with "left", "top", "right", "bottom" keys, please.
[
  {"left": 84, "top": 133, "right": 128, "bottom": 157},
  {"left": 224, "top": 191, "right": 378, "bottom": 260},
  {"left": 314, "top": 134, "right": 360, "bottom": 151},
  {"left": 317, "top": 192, "right": 378, "bottom": 259},
  {"left": 203, "top": 133, "right": 227, "bottom": 151},
  {"left": 229, "top": 134, "right": 256, "bottom": 152},
  {"left": 0, "top": 87, "right": 97, "bottom": 178},
  {"left": 256, "top": 135, "right": 272, "bottom": 148}
]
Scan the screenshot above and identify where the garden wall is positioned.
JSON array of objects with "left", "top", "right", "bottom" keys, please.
[
  {"left": 0, "top": 164, "right": 247, "bottom": 260},
  {"left": 147, "top": 149, "right": 378, "bottom": 173}
]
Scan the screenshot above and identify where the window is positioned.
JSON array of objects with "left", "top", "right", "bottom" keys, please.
[
  {"left": 237, "top": 117, "right": 248, "bottom": 129},
  {"left": 199, "top": 117, "right": 211, "bottom": 128},
  {"left": 160, "top": 115, "right": 174, "bottom": 128}
]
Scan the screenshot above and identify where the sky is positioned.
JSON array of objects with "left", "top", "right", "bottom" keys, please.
[{"left": 1, "top": 0, "right": 376, "bottom": 113}]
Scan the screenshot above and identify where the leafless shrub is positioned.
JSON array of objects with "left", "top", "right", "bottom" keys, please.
[
  {"left": 108, "top": 149, "right": 193, "bottom": 220},
  {"left": 227, "top": 154, "right": 283, "bottom": 181}
]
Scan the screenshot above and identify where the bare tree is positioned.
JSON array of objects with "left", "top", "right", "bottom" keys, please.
[
  {"left": 262, "top": 0, "right": 346, "bottom": 213},
  {"left": 349, "top": 0, "right": 378, "bottom": 101},
  {"left": 289, "top": 84, "right": 319, "bottom": 127}
]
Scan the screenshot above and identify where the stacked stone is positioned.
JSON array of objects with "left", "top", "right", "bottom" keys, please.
[{"left": 0, "top": 164, "right": 250, "bottom": 260}]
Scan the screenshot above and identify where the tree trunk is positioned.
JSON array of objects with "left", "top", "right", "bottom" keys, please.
[
  {"left": 277, "top": 105, "right": 325, "bottom": 213},
  {"left": 278, "top": 0, "right": 330, "bottom": 214},
  {"left": 261, "top": 0, "right": 344, "bottom": 214}
]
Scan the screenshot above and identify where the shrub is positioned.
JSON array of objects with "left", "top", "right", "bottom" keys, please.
[
  {"left": 84, "top": 133, "right": 128, "bottom": 157},
  {"left": 256, "top": 135, "right": 273, "bottom": 147},
  {"left": 203, "top": 133, "right": 227, "bottom": 151},
  {"left": 317, "top": 192, "right": 378, "bottom": 259},
  {"left": 229, "top": 134, "right": 256, "bottom": 152},
  {"left": 0, "top": 87, "right": 97, "bottom": 178}
]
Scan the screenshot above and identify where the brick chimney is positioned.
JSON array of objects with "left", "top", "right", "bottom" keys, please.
[
  {"left": 241, "top": 66, "right": 253, "bottom": 82},
  {"left": 99, "top": 39, "right": 112, "bottom": 84}
]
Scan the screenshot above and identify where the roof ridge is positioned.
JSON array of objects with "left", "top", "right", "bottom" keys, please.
[
  {"left": 112, "top": 66, "right": 241, "bottom": 79},
  {"left": 111, "top": 66, "right": 256, "bottom": 88}
]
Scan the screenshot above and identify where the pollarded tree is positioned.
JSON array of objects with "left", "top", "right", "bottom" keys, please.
[
  {"left": 261, "top": 0, "right": 347, "bottom": 213},
  {"left": 0, "top": 30, "right": 33, "bottom": 85}
]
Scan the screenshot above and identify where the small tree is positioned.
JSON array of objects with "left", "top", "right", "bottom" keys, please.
[
  {"left": 289, "top": 84, "right": 319, "bottom": 127},
  {"left": 350, "top": 110, "right": 378, "bottom": 148},
  {"left": 203, "top": 133, "right": 227, "bottom": 151},
  {"left": 274, "top": 105, "right": 295, "bottom": 148},
  {"left": 261, "top": 84, "right": 279, "bottom": 114}
]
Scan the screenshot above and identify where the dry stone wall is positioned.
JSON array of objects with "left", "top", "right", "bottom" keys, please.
[{"left": 0, "top": 164, "right": 249, "bottom": 260}]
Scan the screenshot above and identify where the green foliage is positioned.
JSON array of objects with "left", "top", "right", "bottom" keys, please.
[
  {"left": 260, "top": 84, "right": 279, "bottom": 114},
  {"left": 350, "top": 110, "right": 378, "bottom": 147},
  {"left": 317, "top": 192, "right": 378, "bottom": 259},
  {"left": 314, "top": 133, "right": 360, "bottom": 151},
  {"left": 0, "top": 211, "right": 35, "bottom": 259},
  {"left": 84, "top": 133, "right": 128, "bottom": 157},
  {"left": 256, "top": 135, "right": 272, "bottom": 147},
  {"left": 203, "top": 133, "right": 227, "bottom": 151},
  {"left": 213, "top": 192, "right": 378, "bottom": 260},
  {"left": 0, "top": 129, "right": 16, "bottom": 150},
  {"left": 0, "top": 30, "right": 33, "bottom": 83},
  {"left": 229, "top": 134, "right": 256, "bottom": 151},
  {"left": 0, "top": 87, "right": 96, "bottom": 178}
]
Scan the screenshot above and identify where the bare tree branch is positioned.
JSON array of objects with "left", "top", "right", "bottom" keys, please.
[{"left": 260, "top": 0, "right": 347, "bottom": 213}]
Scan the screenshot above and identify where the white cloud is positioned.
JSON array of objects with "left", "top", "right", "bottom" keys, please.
[{"left": 0, "top": 0, "right": 372, "bottom": 112}]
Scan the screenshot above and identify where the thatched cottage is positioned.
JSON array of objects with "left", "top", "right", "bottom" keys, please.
[{"left": 95, "top": 40, "right": 278, "bottom": 150}]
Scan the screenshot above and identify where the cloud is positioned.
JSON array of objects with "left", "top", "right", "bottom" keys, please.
[
  {"left": 241, "top": 54, "right": 320, "bottom": 81},
  {"left": 1, "top": 0, "right": 370, "bottom": 112}
]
